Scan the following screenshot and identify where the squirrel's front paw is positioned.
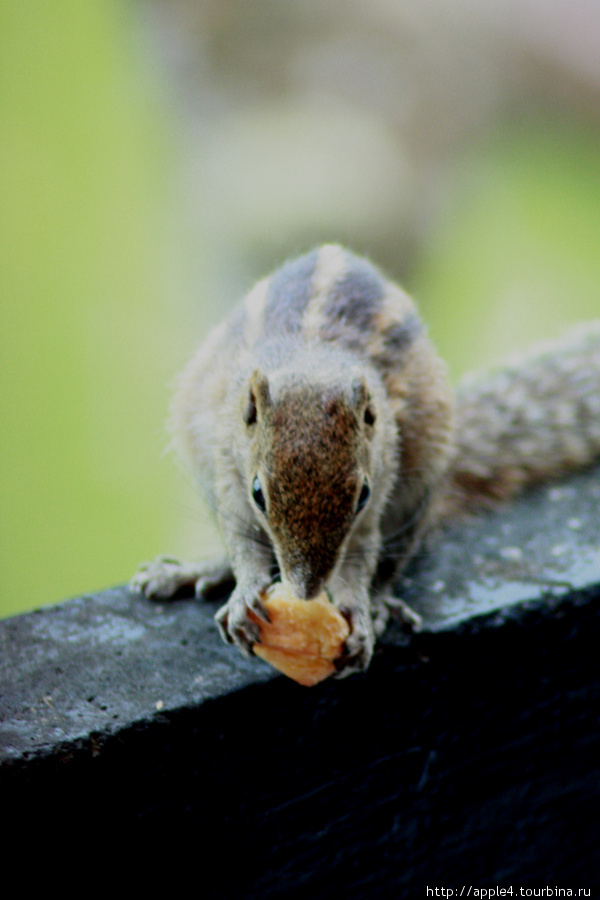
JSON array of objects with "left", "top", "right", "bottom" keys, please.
[
  {"left": 334, "top": 604, "right": 375, "bottom": 678},
  {"left": 215, "top": 583, "right": 270, "bottom": 658}
]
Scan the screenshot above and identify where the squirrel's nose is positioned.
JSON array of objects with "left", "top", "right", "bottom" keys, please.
[{"left": 284, "top": 567, "right": 325, "bottom": 601}]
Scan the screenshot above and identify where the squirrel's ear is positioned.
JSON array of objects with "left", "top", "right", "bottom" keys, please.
[
  {"left": 244, "top": 370, "right": 271, "bottom": 425},
  {"left": 350, "top": 371, "right": 368, "bottom": 409},
  {"left": 350, "top": 371, "right": 376, "bottom": 428},
  {"left": 350, "top": 368, "right": 369, "bottom": 409}
]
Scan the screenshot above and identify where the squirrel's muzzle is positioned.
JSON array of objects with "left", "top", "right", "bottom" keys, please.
[{"left": 281, "top": 562, "right": 330, "bottom": 601}]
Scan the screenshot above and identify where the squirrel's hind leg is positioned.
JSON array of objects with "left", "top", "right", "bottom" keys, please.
[
  {"left": 371, "top": 591, "right": 422, "bottom": 637},
  {"left": 130, "top": 555, "right": 234, "bottom": 602}
]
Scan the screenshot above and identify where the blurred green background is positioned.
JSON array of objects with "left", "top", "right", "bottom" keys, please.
[
  {"left": 1, "top": 3, "right": 217, "bottom": 618},
  {"left": 1, "top": 1, "right": 599, "bottom": 618}
]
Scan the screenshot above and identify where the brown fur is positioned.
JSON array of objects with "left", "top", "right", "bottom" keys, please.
[{"left": 133, "top": 247, "right": 600, "bottom": 677}]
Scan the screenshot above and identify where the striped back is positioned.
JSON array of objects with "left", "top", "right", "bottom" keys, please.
[{"left": 232, "top": 245, "right": 423, "bottom": 376}]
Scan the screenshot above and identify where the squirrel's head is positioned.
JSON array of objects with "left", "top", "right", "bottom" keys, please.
[{"left": 242, "top": 366, "right": 378, "bottom": 598}]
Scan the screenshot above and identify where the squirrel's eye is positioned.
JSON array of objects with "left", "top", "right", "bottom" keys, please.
[
  {"left": 356, "top": 479, "right": 370, "bottom": 514},
  {"left": 252, "top": 476, "right": 267, "bottom": 513}
]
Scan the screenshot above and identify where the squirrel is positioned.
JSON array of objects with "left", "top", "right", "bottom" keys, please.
[{"left": 131, "top": 244, "right": 600, "bottom": 676}]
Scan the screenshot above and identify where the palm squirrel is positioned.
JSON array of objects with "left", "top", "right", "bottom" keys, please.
[{"left": 132, "top": 245, "right": 600, "bottom": 676}]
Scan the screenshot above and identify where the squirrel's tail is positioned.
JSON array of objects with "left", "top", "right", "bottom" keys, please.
[{"left": 440, "top": 321, "right": 600, "bottom": 516}]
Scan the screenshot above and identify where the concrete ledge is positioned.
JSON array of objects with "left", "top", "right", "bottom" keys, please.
[{"left": 2, "top": 466, "right": 600, "bottom": 894}]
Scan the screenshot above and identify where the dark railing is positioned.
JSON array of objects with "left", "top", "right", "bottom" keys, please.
[{"left": 2, "top": 465, "right": 599, "bottom": 896}]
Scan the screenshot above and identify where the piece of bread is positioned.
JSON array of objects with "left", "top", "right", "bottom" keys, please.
[{"left": 250, "top": 583, "right": 350, "bottom": 686}]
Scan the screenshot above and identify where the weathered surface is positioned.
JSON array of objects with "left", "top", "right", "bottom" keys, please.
[
  {"left": 400, "top": 467, "right": 600, "bottom": 631},
  {"left": 1, "top": 466, "right": 599, "bottom": 893}
]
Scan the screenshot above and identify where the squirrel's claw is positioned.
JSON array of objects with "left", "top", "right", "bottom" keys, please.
[
  {"left": 379, "top": 593, "right": 423, "bottom": 633},
  {"left": 131, "top": 555, "right": 235, "bottom": 603},
  {"left": 215, "top": 583, "right": 270, "bottom": 657},
  {"left": 130, "top": 556, "right": 200, "bottom": 600},
  {"left": 333, "top": 603, "right": 374, "bottom": 678}
]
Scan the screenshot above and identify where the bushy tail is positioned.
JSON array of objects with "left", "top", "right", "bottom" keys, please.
[{"left": 440, "top": 321, "right": 600, "bottom": 516}]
